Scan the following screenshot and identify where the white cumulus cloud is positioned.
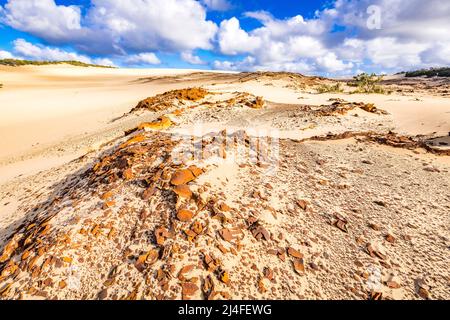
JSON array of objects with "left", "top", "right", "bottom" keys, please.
[
  {"left": 181, "top": 52, "right": 205, "bottom": 65},
  {"left": 125, "top": 53, "right": 161, "bottom": 65},
  {"left": 1, "top": 0, "right": 450, "bottom": 74},
  {"left": 13, "top": 38, "right": 92, "bottom": 63},
  {"left": 217, "top": 17, "right": 261, "bottom": 55},
  {"left": 1, "top": 0, "right": 218, "bottom": 55},
  {"left": 201, "top": 0, "right": 232, "bottom": 11},
  {"left": 1, "top": 0, "right": 82, "bottom": 42},
  {"left": 0, "top": 50, "right": 15, "bottom": 59}
]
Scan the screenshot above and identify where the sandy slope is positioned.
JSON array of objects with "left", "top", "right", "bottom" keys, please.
[{"left": 0, "top": 66, "right": 235, "bottom": 182}]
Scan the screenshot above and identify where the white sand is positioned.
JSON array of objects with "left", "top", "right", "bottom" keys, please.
[{"left": 1, "top": 65, "right": 449, "bottom": 185}]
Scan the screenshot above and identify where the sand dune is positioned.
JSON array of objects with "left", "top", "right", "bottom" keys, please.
[{"left": 0, "top": 65, "right": 449, "bottom": 300}]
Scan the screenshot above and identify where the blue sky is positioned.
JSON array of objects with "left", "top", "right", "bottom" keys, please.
[{"left": 0, "top": 0, "right": 449, "bottom": 75}]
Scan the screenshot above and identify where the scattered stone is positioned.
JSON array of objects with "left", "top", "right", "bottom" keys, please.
[
  {"left": 217, "top": 245, "right": 228, "bottom": 254},
  {"left": 332, "top": 216, "right": 348, "bottom": 233},
  {"left": 177, "top": 209, "right": 194, "bottom": 222},
  {"left": 287, "top": 247, "right": 304, "bottom": 259},
  {"left": 263, "top": 267, "right": 274, "bottom": 281},
  {"left": 249, "top": 221, "right": 270, "bottom": 241},
  {"left": 423, "top": 166, "right": 440, "bottom": 173},
  {"left": 98, "top": 289, "right": 108, "bottom": 300},
  {"left": 100, "top": 191, "right": 114, "bottom": 200},
  {"left": 178, "top": 265, "right": 195, "bottom": 280},
  {"left": 58, "top": 280, "right": 67, "bottom": 289},
  {"left": 258, "top": 278, "right": 267, "bottom": 293},
  {"left": 295, "top": 199, "right": 308, "bottom": 211},
  {"left": 369, "top": 291, "right": 383, "bottom": 300},
  {"left": 368, "top": 223, "right": 381, "bottom": 231},
  {"left": 374, "top": 200, "right": 387, "bottom": 207},
  {"left": 171, "top": 169, "right": 195, "bottom": 186},
  {"left": 203, "top": 254, "right": 220, "bottom": 272},
  {"left": 155, "top": 227, "right": 170, "bottom": 245},
  {"left": 142, "top": 186, "right": 156, "bottom": 200},
  {"left": 173, "top": 185, "right": 192, "bottom": 199},
  {"left": 385, "top": 275, "right": 401, "bottom": 289},
  {"left": 219, "top": 203, "right": 231, "bottom": 212},
  {"left": 219, "top": 228, "right": 233, "bottom": 242},
  {"left": 181, "top": 282, "right": 199, "bottom": 299},
  {"left": 385, "top": 233, "right": 396, "bottom": 243},
  {"left": 292, "top": 258, "right": 305, "bottom": 275},
  {"left": 122, "top": 168, "right": 133, "bottom": 180},
  {"left": 219, "top": 270, "right": 230, "bottom": 284},
  {"left": 415, "top": 279, "right": 431, "bottom": 299},
  {"left": 366, "top": 242, "right": 387, "bottom": 260},
  {"left": 188, "top": 165, "right": 203, "bottom": 178}
]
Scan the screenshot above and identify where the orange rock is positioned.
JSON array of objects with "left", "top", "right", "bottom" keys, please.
[
  {"left": 122, "top": 168, "right": 133, "bottom": 180},
  {"left": 263, "top": 267, "right": 274, "bottom": 281},
  {"left": 103, "top": 200, "right": 116, "bottom": 209},
  {"left": 191, "top": 221, "right": 204, "bottom": 235},
  {"left": 293, "top": 258, "right": 305, "bottom": 275},
  {"left": 219, "top": 228, "right": 233, "bottom": 242},
  {"left": 173, "top": 184, "right": 192, "bottom": 199},
  {"left": 138, "top": 116, "right": 172, "bottom": 131},
  {"left": 217, "top": 245, "right": 228, "bottom": 254},
  {"left": 188, "top": 165, "right": 203, "bottom": 177},
  {"left": 258, "top": 278, "right": 267, "bottom": 293},
  {"left": 142, "top": 185, "right": 156, "bottom": 200},
  {"left": 184, "top": 229, "right": 198, "bottom": 242},
  {"left": 177, "top": 209, "right": 194, "bottom": 222},
  {"left": 0, "top": 283, "right": 12, "bottom": 297},
  {"left": 155, "top": 227, "right": 170, "bottom": 245},
  {"left": 107, "top": 228, "right": 117, "bottom": 240},
  {"left": 385, "top": 233, "right": 396, "bottom": 243},
  {"left": 171, "top": 169, "right": 195, "bottom": 185},
  {"left": 333, "top": 217, "right": 348, "bottom": 233},
  {"left": 62, "top": 257, "right": 73, "bottom": 264},
  {"left": 0, "top": 234, "right": 21, "bottom": 263},
  {"left": 100, "top": 190, "right": 114, "bottom": 200},
  {"left": 119, "top": 133, "right": 146, "bottom": 149},
  {"left": 21, "top": 250, "right": 32, "bottom": 261},
  {"left": 219, "top": 203, "right": 231, "bottom": 212},
  {"left": 178, "top": 265, "right": 195, "bottom": 279},
  {"left": 369, "top": 291, "right": 383, "bottom": 300},
  {"left": 173, "top": 109, "right": 184, "bottom": 116},
  {"left": 59, "top": 280, "right": 67, "bottom": 289},
  {"left": 255, "top": 96, "right": 265, "bottom": 108},
  {"left": 296, "top": 200, "right": 308, "bottom": 211},
  {"left": 220, "top": 270, "right": 230, "bottom": 284},
  {"left": 181, "top": 282, "right": 199, "bottom": 298},
  {"left": 287, "top": 247, "right": 303, "bottom": 259},
  {"left": 136, "top": 249, "right": 159, "bottom": 271},
  {"left": 146, "top": 249, "right": 159, "bottom": 264}
]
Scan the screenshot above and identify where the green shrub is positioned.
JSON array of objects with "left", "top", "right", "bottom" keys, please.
[
  {"left": 316, "top": 82, "right": 344, "bottom": 93},
  {"left": 349, "top": 73, "right": 386, "bottom": 94}
]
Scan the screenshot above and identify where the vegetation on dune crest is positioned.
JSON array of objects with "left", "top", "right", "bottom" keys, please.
[
  {"left": 315, "top": 73, "right": 388, "bottom": 95},
  {"left": 316, "top": 82, "right": 344, "bottom": 93},
  {"left": 0, "top": 59, "right": 114, "bottom": 68},
  {"left": 349, "top": 73, "right": 387, "bottom": 94},
  {"left": 405, "top": 67, "right": 450, "bottom": 78}
]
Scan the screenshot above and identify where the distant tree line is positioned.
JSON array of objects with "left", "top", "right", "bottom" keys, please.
[
  {"left": 0, "top": 59, "right": 114, "bottom": 68},
  {"left": 405, "top": 67, "right": 450, "bottom": 78}
]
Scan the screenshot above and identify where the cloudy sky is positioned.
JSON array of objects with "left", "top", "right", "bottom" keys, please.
[{"left": 0, "top": 0, "right": 449, "bottom": 75}]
